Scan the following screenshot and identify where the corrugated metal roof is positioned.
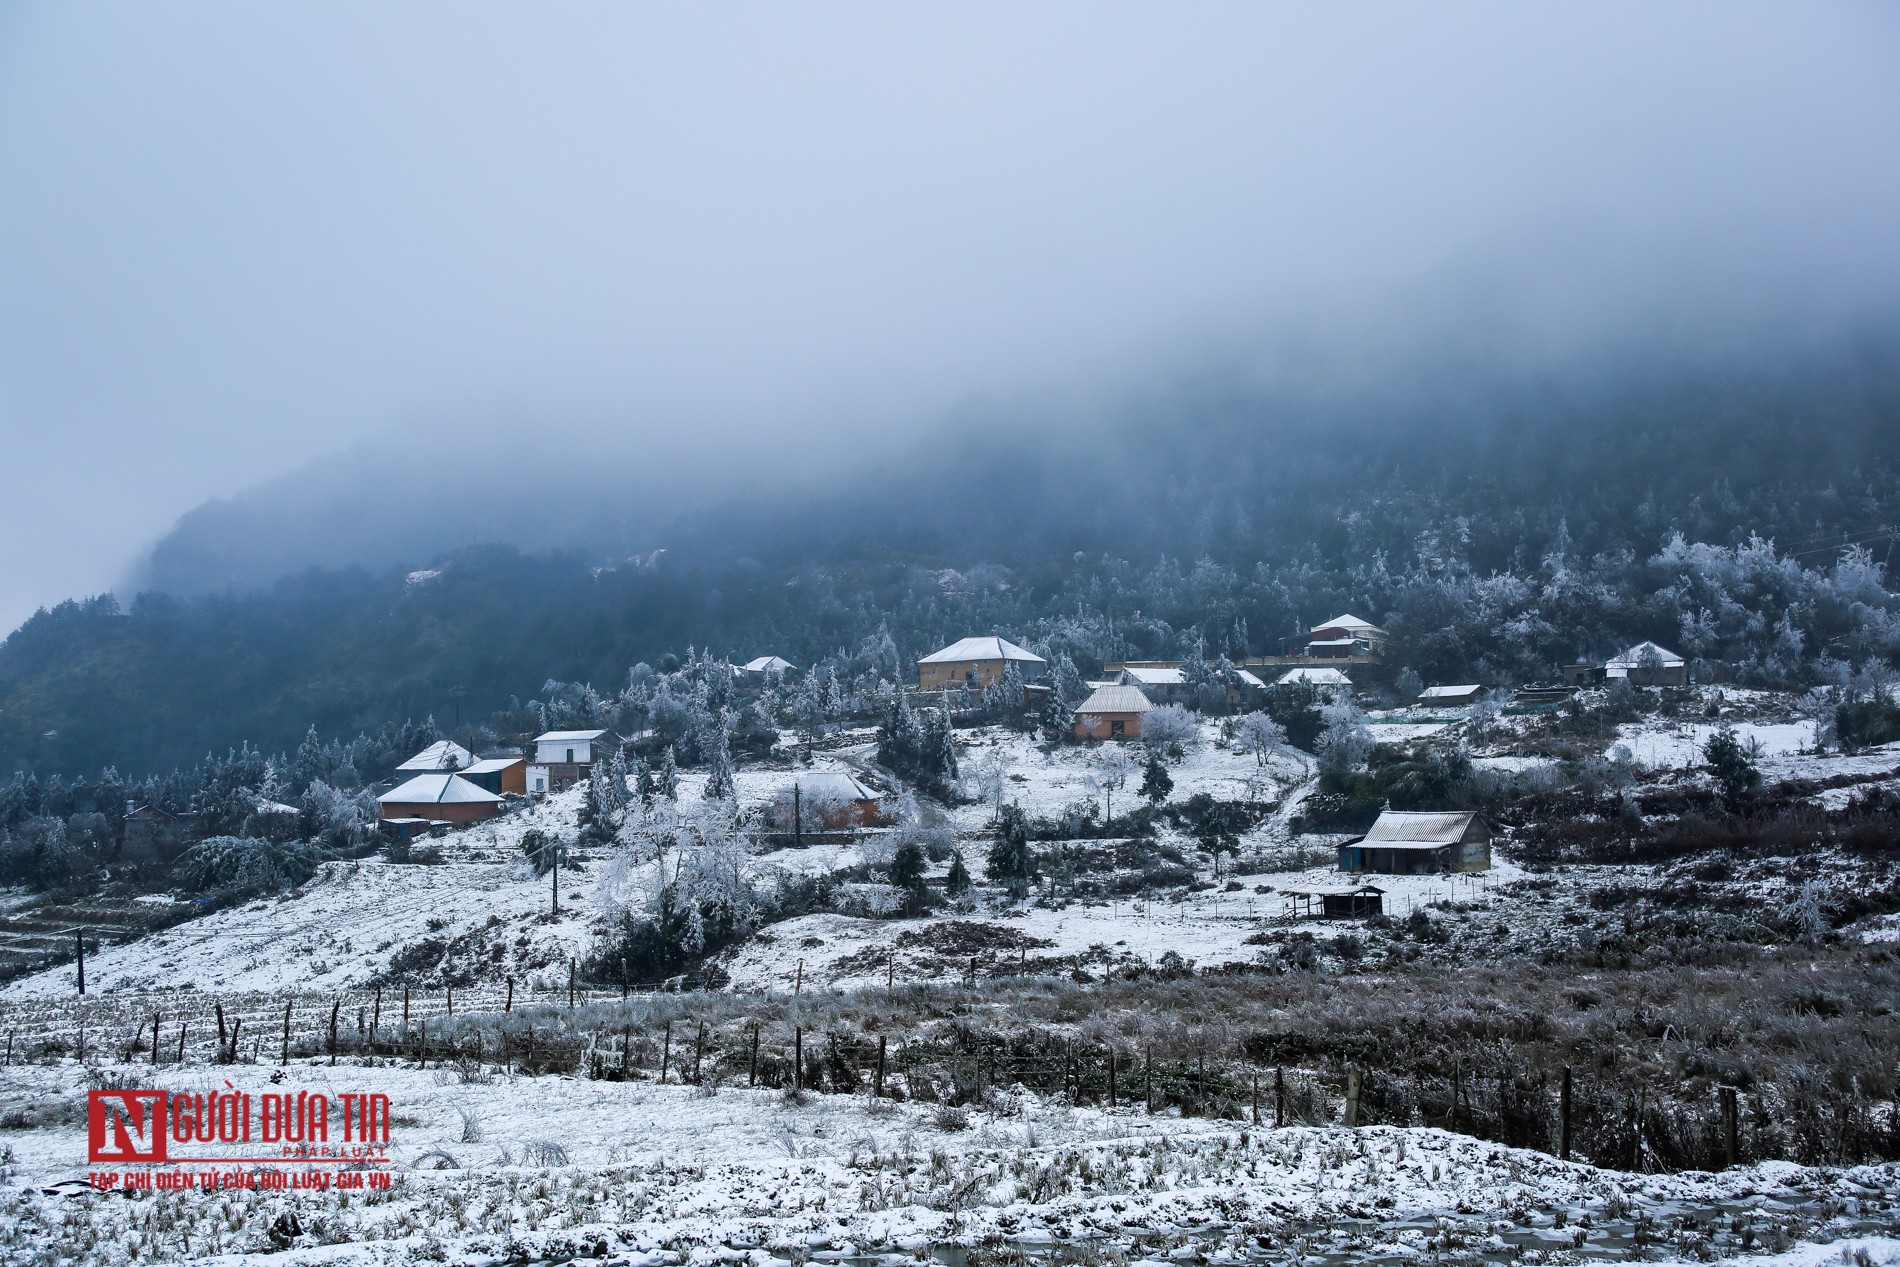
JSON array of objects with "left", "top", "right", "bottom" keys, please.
[
  {"left": 1074, "top": 684, "right": 1153, "bottom": 714},
  {"left": 1419, "top": 685, "right": 1482, "bottom": 700},
  {"left": 918, "top": 636, "right": 1046, "bottom": 665},
  {"left": 1236, "top": 669, "right": 1267, "bottom": 688},
  {"left": 1120, "top": 666, "right": 1185, "bottom": 685},
  {"left": 1605, "top": 641, "right": 1685, "bottom": 669},
  {"left": 461, "top": 758, "right": 524, "bottom": 775},
  {"left": 788, "top": 771, "right": 881, "bottom": 801},
  {"left": 1362, "top": 810, "right": 1477, "bottom": 845},
  {"left": 535, "top": 729, "right": 611, "bottom": 742},
  {"left": 396, "top": 740, "right": 475, "bottom": 772},
  {"left": 742, "top": 655, "right": 795, "bottom": 672},
  {"left": 378, "top": 774, "right": 501, "bottom": 805},
  {"left": 1276, "top": 666, "right": 1352, "bottom": 686}
]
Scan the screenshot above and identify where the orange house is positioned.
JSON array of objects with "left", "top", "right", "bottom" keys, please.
[
  {"left": 1072, "top": 683, "right": 1153, "bottom": 739},
  {"left": 377, "top": 773, "right": 502, "bottom": 826},
  {"left": 917, "top": 636, "right": 1047, "bottom": 689}
]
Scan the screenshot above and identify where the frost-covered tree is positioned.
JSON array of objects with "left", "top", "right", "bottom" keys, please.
[
  {"left": 1233, "top": 711, "right": 1289, "bottom": 767},
  {"left": 702, "top": 716, "right": 736, "bottom": 801},
  {"left": 988, "top": 804, "right": 1035, "bottom": 897},
  {"left": 1141, "top": 704, "right": 1198, "bottom": 758},
  {"left": 1394, "top": 667, "right": 1424, "bottom": 704},
  {"left": 1315, "top": 699, "right": 1373, "bottom": 772},
  {"left": 658, "top": 746, "right": 680, "bottom": 800},
  {"left": 1139, "top": 752, "right": 1174, "bottom": 806},
  {"left": 1093, "top": 747, "right": 1131, "bottom": 821}
]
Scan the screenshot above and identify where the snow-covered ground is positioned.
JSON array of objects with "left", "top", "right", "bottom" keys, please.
[
  {"left": 1616, "top": 720, "right": 1817, "bottom": 772},
  {"left": 2, "top": 1053, "right": 1895, "bottom": 1266}
]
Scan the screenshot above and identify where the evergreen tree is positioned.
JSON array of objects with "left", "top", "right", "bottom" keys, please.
[
  {"left": 1139, "top": 752, "right": 1174, "bottom": 806},
  {"left": 702, "top": 720, "right": 736, "bottom": 800},
  {"left": 633, "top": 754, "right": 656, "bottom": 807},
  {"left": 292, "top": 725, "right": 327, "bottom": 793},
  {"left": 988, "top": 804, "right": 1035, "bottom": 897},
  {"left": 659, "top": 746, "right": 680, "bottom": 799},
  {"left": 944, "top": 849, "right": 972, "bottom": 897},
  {"left": 888, "top": 839, "right": 929, "bottom": 912},
  {"left": 1703, "top": 725, "right": 1761, "bottom": 811}
]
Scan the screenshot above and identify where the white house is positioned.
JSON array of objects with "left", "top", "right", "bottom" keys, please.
[
  {"left": 527, "top": 729, "right": 620, "bottom": 794},
  {"left": 740, "top": 655, "right": 796, "bottom": 677},
  {"left": 1604, "top": 641, "right": 1688, "bottom": 687},
  {"left": 1275, "top": 666, "right": 1353, "bottom": 693}
]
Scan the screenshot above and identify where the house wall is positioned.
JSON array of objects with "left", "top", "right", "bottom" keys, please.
[
  {"left": 535, "top": 739, "right": 598, "bottom": 764},
  {"left": 919, "top": 658, "right": 1005, "bottom": 689},
  {"left": 1073, "top": 711, "right": 1144, "bottom": 740},
  {"left": 378, "top": 800, "right": 497, "bottom": 826}
]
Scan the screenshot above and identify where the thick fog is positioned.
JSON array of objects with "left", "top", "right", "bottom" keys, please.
[{"left": 1, "top": 4, "right": 1897, "bottom": 625}]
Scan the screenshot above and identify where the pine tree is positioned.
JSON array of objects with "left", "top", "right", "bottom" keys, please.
[
  {"left": 292, "top": 725, "right": 327, "bottom": 794},
  {"left": 634, "top": 755, "right": 656, "bottom": 807},
  {"left": 888, "top": 839, "right": 929, "bottom": 912},
  {"left": 703, "top": 720, "right": 736, "bottom": 801},
  {"left": 988, "top": 804, "right": 1035, "bottom": 898},
  {"left": 659, "top": 746, "right": 680, "bottom": 800},
  {"left": 1139, "top": 753, "right": 1174, "bottom": 807},
  {"left": 944, "top": 850, "right": 972, "bottom": 897}
]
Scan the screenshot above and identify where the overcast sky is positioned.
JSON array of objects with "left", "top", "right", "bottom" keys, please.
[{"left": 1, "top": 3, "right": 1897, "bottom": 631}]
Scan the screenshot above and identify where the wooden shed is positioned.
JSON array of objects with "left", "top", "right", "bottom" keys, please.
[
  {"left": 1339, "top": 810, "right": 1491, "bottom": 875},
  {"left": 1284, "top": 884, "right": 1385, "bottom": 919}
]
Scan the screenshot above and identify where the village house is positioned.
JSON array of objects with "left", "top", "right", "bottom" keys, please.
[
  {"left": 1604, "top": 641, "right": 1688, "bottom": 687},
  {"left": 917, "top": 636, "right": 1047, "bottom": 690},
  {"left": 1275, "top": 665, "right": 1353, "bottom": 695},
  {"left": 376, "top": 772, "right": 502, "bottom": 825},
  {"left": 1338, "top": 810, "right": 1492, "bottom": 875},
  {"left": 458, "top": 756, "right": 527, "bottom": 796},
  {"left": 121, "top": 803, "right": 189, "bottom": 864},
  {"left": 1306, "top": 614, "right": 1387, "bottom": 659},
  {"left": 1417, "top": 684, "right": 1485, "bottom": 707},
  {"left": 1072, "top": 683, "right": 1153, "bottom": 739},
  {"left": 396, "top": 740, "right": 475, "bottom": 773},
  {"left": 772, "top": 770, "right": 883, "bottom": 832},
  {"left": 1116, "top": 664, "right": 1189, "bottom": 704},
  {"left": 527, "top": 729, "right": 619, "bottom": 793},
  {"left": 739, "top": 655, "right": 796, "bottom": 679}
]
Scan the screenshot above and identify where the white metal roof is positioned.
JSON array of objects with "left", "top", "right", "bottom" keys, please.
[
  {"left": 252, "top": 800, "right": 300, "bottom": 816},
  {"left": 1120, "top": 666, "right": 1185, "bottom": 686},
  {"left": 1235, "top": 669, "right": 1267, "bottom": 688},
  {"left": 534, "top": 729, "right": 611, "bottom": 743},
  {"left": 1074, "top": 684, "right": 1154, "bottom": 715},
  {"left": 787, "top": 771, "right": 881, "bottom": 802},
  {"left": 1285, "top": 884, "right": 1386, "bottom": 897},
  {"left": 1604, "top": 641, "right": 1686, "bottom": 670},
  {"left": 396, "top": 740, "right": 475, "bottom": 772},
  {"left": 1310, "top": 614, "right": 1385, "bottom": 635},
  {"left": 1276, "top": 666, "right": 1353, "bottom": 687},
  {"left": 460, "top": 758, "right": 524, "bottom": 775},
  {"left": 1419, "top": 685, "right": 1482, "bottom": 700},
  {"left": 1362, "top": 810, "right": 1478, "bottom": 845},
  {"left": 742, "top": 656, "right": 795, "bottom": 673},
  {"left": 377, "top": 773, "right": 502, "bottom": 805},
  {"left": 918, "top": 636, "right": 1046, "bottom": 665}
]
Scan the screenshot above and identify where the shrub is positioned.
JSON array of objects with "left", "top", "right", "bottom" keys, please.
[{"left": 179, "top": 835, "right": 322, "bottom": 897}]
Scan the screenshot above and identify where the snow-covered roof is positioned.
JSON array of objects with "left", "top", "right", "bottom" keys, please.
[
  {"left": 1361, "top": 810, "right": 1479, "bottom": 846},
  {"left": 1276, "top": 666, "right": 1352, "bottom": 687},
  {"left": 1120, "top": 666, "right": 1185, "bottom": 686},
  {"left": 377, "top": 774, "right": 501, "bottom": 806},
  {"left": 1419, "top": 685, "right": 1482, "bottom": 701},
  {"left": 1074, "top": 684, "right": 1154, "bottom": 715},
  {"left": 396, "top": 740, "right": 474, "bottom": 772},
  {"left": 1605, "top": 641, "right": 1686, "bottom": 670},
  {"left": 1235, "top": 669, "right": 1267, "bottom": 688},
  {"left": 1285, "top": 884, "right": 1386, "bottom": 897},
  {"left": 787, "top": 771, "right": 881, "bottom": 802},
  {"left": 918, "top": 636, "right": 1046, "bottom": 665},
  {"left": 534, "top": 729, "right": 611, "bottom": 743},
  {"left": 251, "top": 800, "right": 300, "bottom": 816},
  {"left": 1310, "top": 614, "right": 1385, "bottom": 635},
  {"left": 742, "top": 656, "right": 796, "bottom": 673},
  {"left": 461, "top": 758, "right": 523, "bottom": 775}
]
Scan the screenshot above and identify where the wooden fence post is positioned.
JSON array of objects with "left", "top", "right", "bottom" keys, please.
[
  {"left": 175, "top": 1023, "right": 186, "bottom": 1065},
  {"left": 215, "top": 1003, "right": 227, "bottom": 1055},
  {"left": 1276, "top": 1066, "right": 1286, "bottom": 1128},
  {"left": 403, "top": 985, "right": 410, "bottom": 1030},
  {"left": 794, "top": 959, "right": 803, "bottom": 995},
  {"left": 1145, "top": 1045, "right": 1154, "bottom": 1111},
  {"left": 75, "top": 929, "right": 85, "bottom": 996},
  {"left": 371, "top": 987, "right": 381, "bottom": 1042},
  {"left": 568, "top": 960, "right": 576, "bottom": 1010},
  {"left": 876, "top": 1035, "right": 887, "bottom": 1098},
  {"left": 692, "top": 1023, "right": 705, "bottom": 1084},
  {"left": 1344, "top": 1067, "right": 1363, "bottom": 1128},
  {"left": 794, "top": 1026, "right": 804, "bottom": 1091},
  {"left": 621, "top": 958, "right": 629, "bottom": 1001},
  {"left": 660, "top": 1021, "right": 672, "bottom": 1083},
  {"left": 281, "top": 1001, "right": 292, "bottom": 1066},
  {"left": 505, "top": 976, "right": 513, "bottom": 1013},
  {"left": 1721, "top": 1085, "right": 1739, "bottom": 1168},
  {"left": 329, "top": 998, "right": 341, "bottom": 1066},
  {"left": 1251, "top": 1070, "right": 1260, "bottom": 1125},
  {"left": 1108, "top": 1049, "right": 1117, "bottom": 1108},
  {"left": 227, "top": 1016, "right": 241, "bottom": 1064},
  {"left": 749, "top": 1024, "right": 759, "bottom": 1087},
  {"left": 1560, "top": 1066, "right": 1573, "bottom": 1161}
]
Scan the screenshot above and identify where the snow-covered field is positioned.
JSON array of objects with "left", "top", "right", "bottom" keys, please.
[{"left": 2, "top": 1053, "right": 1895, "bottom": 1266}]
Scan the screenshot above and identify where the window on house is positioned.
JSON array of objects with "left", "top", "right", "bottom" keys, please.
[{"left": 1110, "top": 720, "right": 1126, "bottom": 736}]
